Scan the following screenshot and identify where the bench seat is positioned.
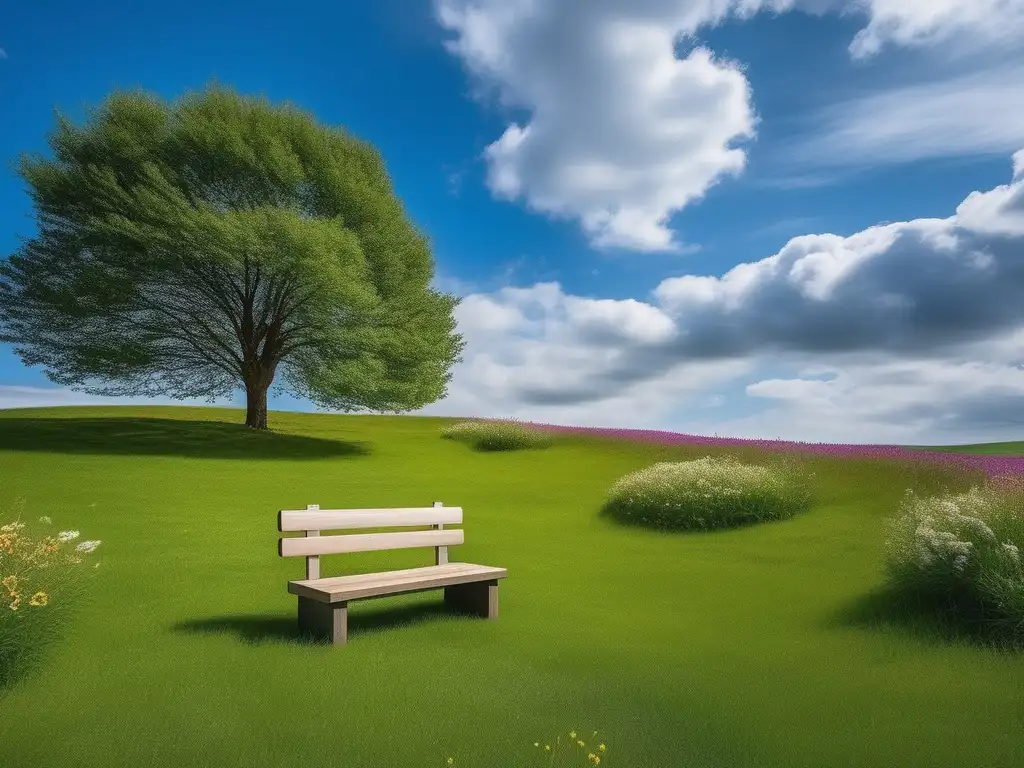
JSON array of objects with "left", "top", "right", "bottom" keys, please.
[
  {"left": 287, "top": 562, "right": 508, "bottom": 604},
  {"left": 278, "top": 502, "right": 507, "bottom": 645}
]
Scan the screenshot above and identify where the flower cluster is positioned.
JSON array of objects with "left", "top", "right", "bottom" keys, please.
[
  {"left": 440, "top": 419, "right": 554, "bottom": 452},
  {"left": 884, "top": 485, "right": 1024, "bottom": 643},
  {"left": 1, "top": 516, "right": 102, "bottom": 612},
  {"left": 604, "top": 455, "right": 814, "bottom": 531}
]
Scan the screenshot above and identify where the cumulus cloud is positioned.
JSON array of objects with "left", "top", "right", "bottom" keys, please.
[
  {"left": 652, "top": 153, "right": 1024, "bottom": 359},
  {"left": 414, "top": 148, "right": 1024, "bottom": 444},
  {"left": 848, "top": 0, "right": 1024, "bottom": 59},
  {"left": 434, "top": 0, "right": 814, "bottom": 251},
  {"left": 436, "top": 0, "right": 1024, "bottom": 249}
]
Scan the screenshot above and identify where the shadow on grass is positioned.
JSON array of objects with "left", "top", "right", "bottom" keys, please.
[
  {"left": 825, "top": 584, "right": 1024, "bottom": 653},
  {"left": 171, "top": 600, "right": 481, "bottom": 646},
  {"left": 0, "top": 417, "right": 369, "bottom": 460}
]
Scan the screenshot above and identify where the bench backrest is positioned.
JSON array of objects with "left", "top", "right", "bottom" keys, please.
[{"left": 277, "top": 501, "right": 463, "bottom": 580}]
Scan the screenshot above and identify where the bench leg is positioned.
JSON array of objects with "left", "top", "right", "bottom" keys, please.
[
  {"left": 297, "top": 596, "right": 348, "bottom": 645},
  {"left": 444, "top": 580, "right": 499, "bottom": 619}
]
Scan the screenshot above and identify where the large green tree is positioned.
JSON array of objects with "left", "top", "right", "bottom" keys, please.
[{"left": 0, "top": 85, "right": 465, "bottom": 430}]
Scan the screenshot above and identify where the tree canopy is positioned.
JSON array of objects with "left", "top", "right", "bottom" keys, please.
[{"left": 0, "top": 85, "right": 465, "bottom": 429}]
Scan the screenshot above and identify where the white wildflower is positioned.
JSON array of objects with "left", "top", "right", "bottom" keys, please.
[
  {"left": 75, "top": 540, "right": 102, "bottom": 553},
  {"left": 38, "top": 516, "right": 52, "bottom": 524},
  {"left": 58, "top": 530, "right": 80, "bottom": 542}
]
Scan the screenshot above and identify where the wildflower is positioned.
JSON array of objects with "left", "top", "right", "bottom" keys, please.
[
  {"left": 569, "top": 731, "right": 577, "bottom": 739},
  {"left": 58, "top": 530, "right": 80, "bottom": 542},
  {"left": 533, "top": 743, "right": 539, "bottom": 748},
  {"left": 588, "top": 754, "right": 601, "bottom": 765},
  {"left": 29, "top": 591, "right": 48, "bottom": 607},
  {"left": 8, "top": 595, "right": 20, "bottom": 611},
  {"left": 38, "top": 516, "right": 52, "bottom": 524},
  {"left": 598, "top": 744, "right": 606, "bottom": 752},
  {"left": 0, "top": 521, "right": 25, "bottom": 532},
  {"left": 545, "top": 745, "right": 551, "bottom": 751},
  {"left": 446, "top": 758, "right": 454, "bottom": 766},
  {"left": 75, "top": 540, "right": 102, "bottom": 553},
  {"left": 577, "top": 739, "right": 585, "bottom": 747},
  {"left": 2, "top": 574, "right": 17, "bottom": 594},
  {"left": 1002, "top": 542, "right": 1021, "bottom": 562}
]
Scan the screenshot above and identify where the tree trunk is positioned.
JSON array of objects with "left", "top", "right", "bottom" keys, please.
[{"left": 245, "top": 380, "right": 269, "bottom": 430}]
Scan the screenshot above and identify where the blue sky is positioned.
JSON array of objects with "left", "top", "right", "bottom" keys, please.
[{"left": 2, "top": 0, "right": 1024, "bottom": 445}]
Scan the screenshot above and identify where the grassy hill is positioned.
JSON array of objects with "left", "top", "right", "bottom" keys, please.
[{"left": 1, "top": 405, "right": 1022, "bottom": 768}]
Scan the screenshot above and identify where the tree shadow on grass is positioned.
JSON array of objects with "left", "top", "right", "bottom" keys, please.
[
  {"left": 171, "top": 600, "right": 480, "bottom": 646},
  {"left": 824, "top": 584, "right": 1024, "bottom": 653},
  {"left": 0, "top": 417, "right": 369, "bottom": 460}
]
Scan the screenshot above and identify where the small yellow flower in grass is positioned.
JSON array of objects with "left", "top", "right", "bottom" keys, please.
[
  {"left": 533, "top": 743, "right": 539, "bottom": 748},
  {"left": 446, "top": 758, "right": 454, "bottom": 766},
  {"left": 569, "top": 731, "right": 577, "bottom": 739},
  {"left": 598, "top": 744, "right": 606, "bottom": 752},
  {"left": 8, "top": 595, "right": 20, "bottom": 611},
  {"left": 587, "top": 753, "right": 601, "bottom": 765},
  {"left": 577, "top": 740, "right": 585, "bottom": 747},
  {"left": 544, "top": 745, "right": 551, "bottom": 752},
  {"left": 29, "top": 591, "right": 48, "bottom": 606}
]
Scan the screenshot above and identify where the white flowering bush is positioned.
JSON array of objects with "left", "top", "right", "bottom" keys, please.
[
  {"left": 883, "top": 485, "right": 1024, "bottom": 644},
  {"left": 0, "top": 498, "right": 103, "bottom": 691},
  {"left": 602, "top": 455, "right": 815, "bottom": 531},
  {"left": 440, "top": 419, "right": 555, "bottom": 452}
]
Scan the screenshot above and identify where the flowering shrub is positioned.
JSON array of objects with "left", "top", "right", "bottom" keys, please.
[
  {"left": 883, "top": 485, "right": 1024, "bottom": 645},
  {"left": 0, "top": 498, "right": 103, "bottom": 690},
  {"left": 440, "top": 419, "right": 555, "bottom": 452},
  {"left": 444, "top": 728, "right": 609, "bottom": 766},
  {"left": 602, "top": 455, "right": 815, "bottom": 531}
]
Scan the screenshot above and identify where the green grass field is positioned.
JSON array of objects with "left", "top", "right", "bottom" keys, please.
[{"left": 1, "top": 405, "right": 1023, "bottom": 768}]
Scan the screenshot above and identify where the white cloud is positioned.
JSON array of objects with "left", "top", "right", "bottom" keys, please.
[
  {"left": 411, "top": 147, "right": 1024, "bottom": 444},
  {"left": 436, "top": 0, "right": 1024, "bottom": 247},
  {"left": 848, "top": 0, "right": 1024, "bottom": 59},
  {"left": 794, "top": 62, "right": 1024, "bottom": 167},
  {"left": 435, "top": 0, "right": 796, "bottom": 252}
]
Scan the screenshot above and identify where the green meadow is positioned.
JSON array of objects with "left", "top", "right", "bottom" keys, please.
[{"left": 1, "top": 405, "right": 1023, "bottom": 768}]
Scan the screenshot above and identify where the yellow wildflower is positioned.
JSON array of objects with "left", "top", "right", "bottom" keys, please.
[
  {"left": 9, "top": 595, "right": 20, "bottom": 611},
  {"left": 569, "top": 731, "right": 577, "bottom": 739},
  {"left": 577, "top": 740, "right": 585, "bottom": 747},
  {"left": 446, "top": 759, "right": 454, "bottom": 766},
  {"left": 29, "top": 591, "right": 48, "bottom": 606},
  {"left": 588, "top": 754, "right": 600, "bottom": 765},
  {"left": 598, "top": 744, "right": 606, "bottom": 752},
  {"left": 533, "top": 743, "right": 539, "bottom": 748},
  {"left": 544, "top": 745, "right": 551, "bottom": 752}
]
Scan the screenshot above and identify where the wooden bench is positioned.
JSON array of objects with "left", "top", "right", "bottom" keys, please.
[{"left": 277, "top": 501, "right": 507, "bottom": 645}]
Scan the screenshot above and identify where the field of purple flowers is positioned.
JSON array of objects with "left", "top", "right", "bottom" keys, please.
[{"left": 517, "top": 421, "right": 1024, "bottom": 477}]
